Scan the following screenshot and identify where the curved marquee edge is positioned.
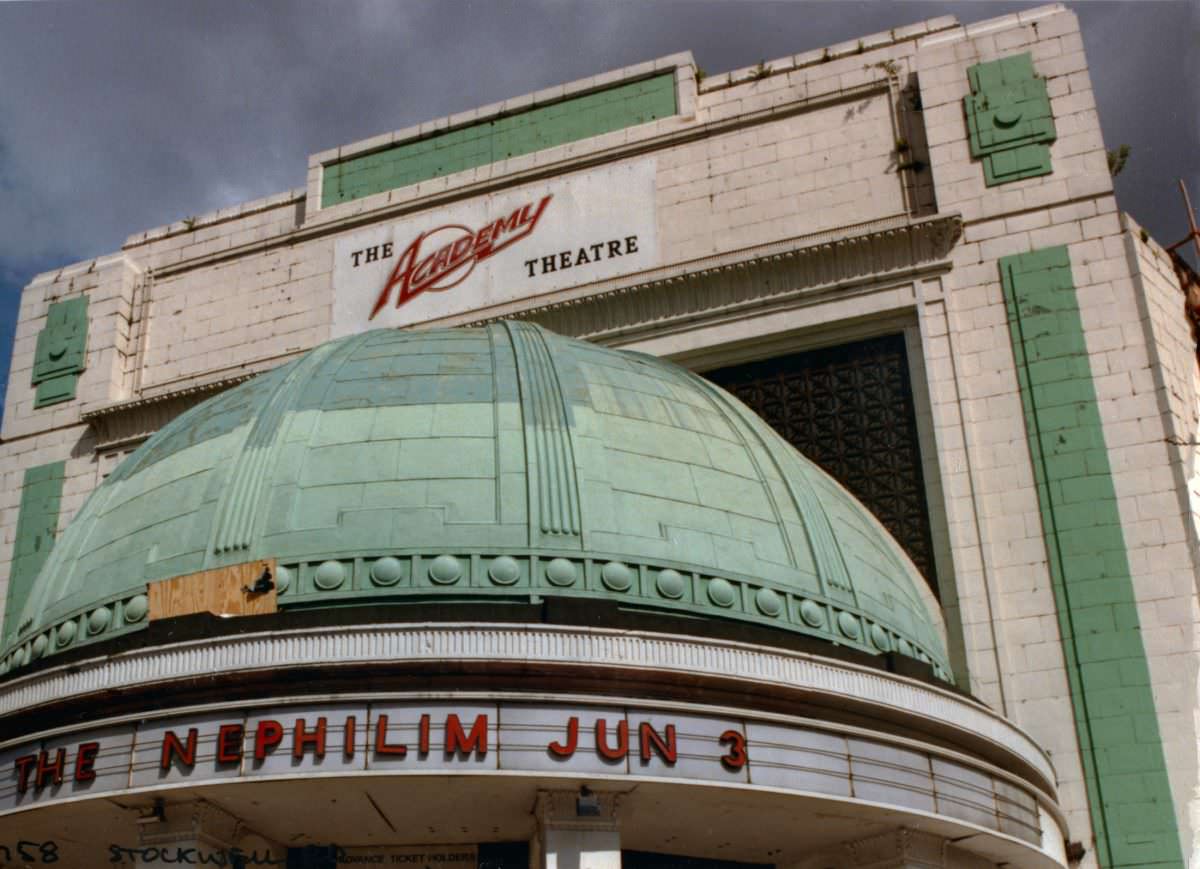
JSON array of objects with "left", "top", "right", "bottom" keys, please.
[
  {"left": 0, "top": 695, "right": 1068, "bottom": 868},
  {"left": 0, "top": 623, "right": 1054, "bottom": 789}
]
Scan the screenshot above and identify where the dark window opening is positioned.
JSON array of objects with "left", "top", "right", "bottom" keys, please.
[
  {"left": 623, "top": 850, "right": 773, "bottom": 869},
  {"left": 288, "top": 843, "right": 528, "bottom": 869}
]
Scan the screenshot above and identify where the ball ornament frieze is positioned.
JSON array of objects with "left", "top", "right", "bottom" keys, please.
[
  {"left": 314, "top": 560, "right": 347, "bottom": 590},
  {"left": 369, "top": 557, "right": 404, "bottom": 586},
  {"left": 487, "top": 556, "right": 521, "bottom": 586},
  {"left": 656, "top": 569, "right": 686, "bottom": 599},
  {"left": 545, "top": 558, "right": 578, "bottom": 587},
  {"left": 600, "top": 561, "right": 633, "bottom": 592},
  {"left": 428, "top": 555, "right": 464, "bottom": 585}
]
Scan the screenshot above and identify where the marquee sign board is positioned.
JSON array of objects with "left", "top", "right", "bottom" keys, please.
[
  {"left": 0, "top": 699, "right": 1043, "bottom": 848},
  {"left": 331, "top": 158, "right": 659, "bottom": 337}
]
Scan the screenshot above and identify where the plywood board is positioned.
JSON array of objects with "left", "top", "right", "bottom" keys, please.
[{"left": 148, "top": 559, "right": 278, "bottom": 621}]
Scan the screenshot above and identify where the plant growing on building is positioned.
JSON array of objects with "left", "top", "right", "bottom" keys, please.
[
  {"left": 1107, "top": 144, "right": 1131, "bottom": 177},
  {"left": 750, "top": 60, "right": 772, "bottom": 81}
]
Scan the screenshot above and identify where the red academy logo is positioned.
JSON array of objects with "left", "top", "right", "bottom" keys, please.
[{"left": 370, "top": 194, "right": 553, "bottom": 319}]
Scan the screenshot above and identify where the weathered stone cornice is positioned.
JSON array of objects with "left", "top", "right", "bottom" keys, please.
[
  {"left": 465, "top": 212, "right": 962, "bottom": 341},
  {"left": 81, "top": 373, "right": 257, "bottom": 452},
  {"left": 82, "top": 212, "right": 960, "bottom": 453}
]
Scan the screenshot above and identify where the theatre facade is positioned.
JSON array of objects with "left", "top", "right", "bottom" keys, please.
[{"left": 0, "top": 4, "right": 1196, "bottom": 868}]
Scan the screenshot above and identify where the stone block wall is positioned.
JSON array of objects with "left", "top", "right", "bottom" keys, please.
[
  {"left": 0, "top": 4, "right": 1196, "bottom": 863},
  {"left": 1120, "top": 215, "right": 1200, "bottom": 863},
  {"left": 913, "top": 6, "right": 1194, "bottom": 864}
]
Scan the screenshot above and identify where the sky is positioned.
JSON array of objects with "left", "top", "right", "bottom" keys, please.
[{"left": 0, "top": 0, "right": 1196, "bottom": 416}]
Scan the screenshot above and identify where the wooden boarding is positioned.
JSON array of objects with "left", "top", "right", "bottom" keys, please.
[{"left": 148, "top": 559, "right": 278, "bottom": 621}]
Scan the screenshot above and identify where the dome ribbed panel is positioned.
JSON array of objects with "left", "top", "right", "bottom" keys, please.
[{"left": 4, "top": 325, "right": 953, "bottom": 682}]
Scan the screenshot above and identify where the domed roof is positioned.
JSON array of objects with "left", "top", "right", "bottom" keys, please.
[{"left": 7, "top": 324, "right": 950, "bottom": 679}]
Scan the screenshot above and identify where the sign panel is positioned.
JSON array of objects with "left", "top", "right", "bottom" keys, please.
[
  {"left": 332, "top": 158, "right": 659, "bottom": 337},
  {"left": 338, "top": 845, "right": 478, "bottom": 867},
  {"left": 0, "top": 698, "right": 1042, "bottom": 848}
]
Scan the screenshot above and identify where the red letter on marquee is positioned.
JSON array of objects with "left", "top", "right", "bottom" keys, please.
[
  {"left": 719, "top": 729, "right": 748, "bottom": 771},
  {"left": 445, "top": 714, "right": 488, "bottom": 758},
  {"left": 344, "top": 716, "right": 357, "bottom": 759},
  {"left": 74, "top": 742, "right": 100, "bottom": 782},
  {"left": 13, "top": 755, "right": 36, "bottom": 794},
  {"left": 35, "top": 748, "right": 66, "bottom": 789},
  {"left": 418, "top": 713, "right": 431, "bottom": 756},
  {"left": 293, "top": 717, "right": 328, "bottom": 760},
  {"left": 161, "top": 729, "right": 198, "bottom": 771},
  {"left": 638, "top": 723, "right": 677, "bottom": 765},
  {"left": 216, "top": 725, "right": 244, "bottom": 765},
  {"left": 548, "top": 716, "right": 579, "bottom": 758},
  {"left": 254, "top": 720, "right": 285, "bottom": 761},
  {"left": 595, "top": 719, "right": 629, "bottom": 761},
  {"left": 374, "top": 715, "right": 407, "bottom": 756}
]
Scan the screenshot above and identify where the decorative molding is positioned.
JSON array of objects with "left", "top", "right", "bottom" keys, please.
[
  {"left": 82, "top": 373, "right": 257, "bottom": 452},
  {"left": 81, "top": 216, "right": 960, "bottom": 455},
  {"left": 270, "top": 550, "right": 951, "bottom": 681},
  {"left": 32, "top": 295, "right": 89, "bottom": 408},
  {"left": 0, "top": 623, "right": 1055, "bottom": 792},
  {"left": 11, "top": 539, "right": 951, "bottom": 679},
  {"left": 505, "top": 322, "right": 582, "bottom": 537},
  {"left": 464, "top": 213, "right": 962, "bottom": 342}
]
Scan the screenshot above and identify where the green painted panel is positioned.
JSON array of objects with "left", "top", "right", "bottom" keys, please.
[
  {"left": 323, "top": 73, "right": 678, "bottom": 207},
  {"left": 32, "top": 295, "right": 89, "bottom": 407},
  {"left": 965, "top": 53, "right": 1056, "bottom": 186},
  {"left": 4, "top": 461, "right": 66, "bottom": 644},
  {"left": 1001, "top": 246, "right": 1183, "bottom": 867}
]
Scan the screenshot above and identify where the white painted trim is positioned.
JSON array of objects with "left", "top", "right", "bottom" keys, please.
[{"left": 0, "top": 623, "right": 1054, "bottom": 787}]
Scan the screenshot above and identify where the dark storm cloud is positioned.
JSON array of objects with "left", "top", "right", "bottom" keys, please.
[
  {"left": 1, "top": 0, "right": 1193, "bottom": 263},
  {"left": 0, "top": 0, "right": 1196, "bottom": 410},
  {"left": 1075, "top": 1, "right": 1199, "bottom": 251}
]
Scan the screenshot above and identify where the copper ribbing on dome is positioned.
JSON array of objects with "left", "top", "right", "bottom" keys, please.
[{"left": 505, "top": 322, "right": 581, "bottom": 536}]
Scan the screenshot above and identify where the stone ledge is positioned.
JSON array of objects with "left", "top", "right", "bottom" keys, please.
[{"left": 463, "top": 212, "right": 962, "bottom": 341}]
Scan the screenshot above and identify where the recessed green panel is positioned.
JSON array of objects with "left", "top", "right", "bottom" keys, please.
[
  {"left": 1001, "top": 246, "right": 1183, "bottom": 867},
  {"left": 323, "top": 72, "right": 678, "bottom": 207},
  {"left": 965, "top": 53, "right": 1056, "bottom": 187},
  {"left": 4, "top": 461, "right": 66, "bottom": 644},
  {"left": 32, "top": 295, "right": 88, "bottom": 407}
]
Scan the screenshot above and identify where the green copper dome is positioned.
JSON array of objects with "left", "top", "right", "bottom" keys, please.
[{"left": 5, "top": 324, "right": 951, "bottom": 679}]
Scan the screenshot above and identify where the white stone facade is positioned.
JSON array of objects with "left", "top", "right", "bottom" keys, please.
[{"left": 2, "top": 4, "right": 1197, "bottom": 866}]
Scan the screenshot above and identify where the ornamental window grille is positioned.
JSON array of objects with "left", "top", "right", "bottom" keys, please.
[{"left": 705, "top": 334, "right": 938, "bottom": 595}]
